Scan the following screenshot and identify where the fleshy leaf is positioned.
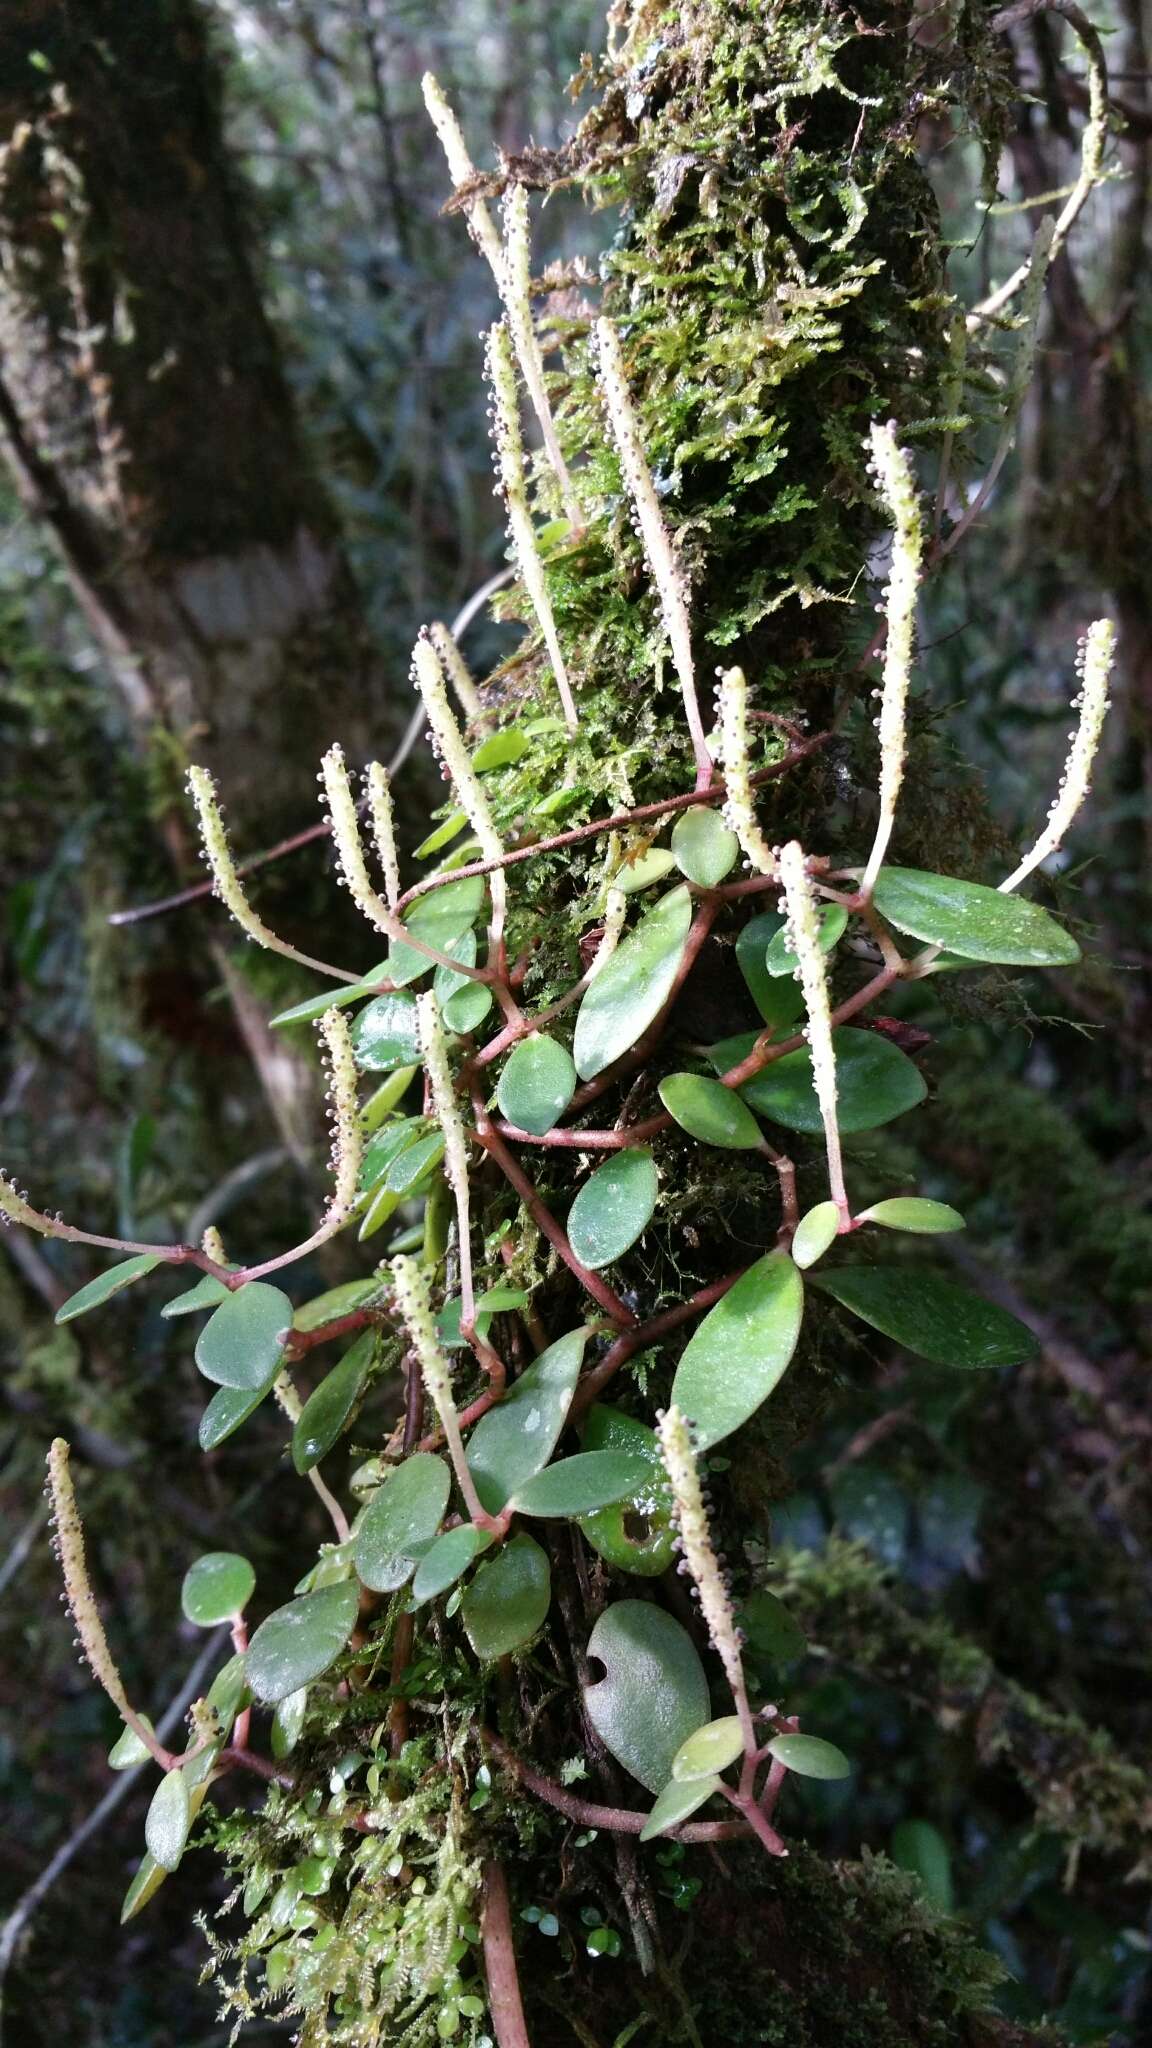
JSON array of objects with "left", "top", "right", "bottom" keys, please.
[
  {"left": 510, "top": 1450, "right": 650, "bottom": 1520},
  {"left": 815, "top": 1267, "right": 1037, "bottom": 1368},
  {"left": 767, "top": 1732, "right": 851, "bottom": 1780},
  {"left": 350, "top": 992, "right": 421, "bottom": 1073},
  {"left": 573, "top": 886, "right": 692, "bottom": 1081},
  {"left": 764, "top": 903, "right": 847, "bottom": 977},
  {"left": 460, "top": 1532, "right": 551, "bottom": 1659},
  {"left": 161, "top": 1273, "right": 232, "bottom": 1319},
  {"left": 442, "top": 980, "right": 493, "bottom": 1034},
  {"left": 385, "top": 1130, "right": 445, "bottom": 1193},
  {"left": 293, "top": 1280, "right": 377, "bottom": 1332},
  {"left": 659, "top": 1073, "right": 763, "bottom": 1151},
  {"left": 54, "top": 1253, "right": 163, "bottom": 1325},
  {"left": 791, "top": 1201, "right": 841, "bottom": 1270},
  {"left": 671, "top": 807, "right": 739, "bottom": 887},
  {"left": 472, "top": 727, "right": 529, "bottom": 771},
  {"left": 181, "top": 1551, "right": 255, "bottom": 1626},
  {"left": 614, "top": 848, "right": 678, "bottom": 894},
  {"left": 671, "top": 1252, "right": 804, "bottom": 1449},
  {"left": 292, "top": 1330, "right": 375, "bottom": 1473},
  {"left": 387, "top": 879, "right": 485, "bottom": 986},
  {"left": 194, "top": 1282, "right": 292, "bottom": 1391},
  {"left": 670, "top": 1715, "right": 744, "bottom": 1783},
  {"left": 639, "top": 1774, "right": 721, "bottom": 1842},
  {"left": 411, "top": 1523, "right": 491, "bottom": 1605},
  {"left": 566, "top": 1150, "right": 658, "bottom": 1270},
  {"left": 583, "top": 1602, "right": 710, "bottom": 1793},
  {"left": 578, "top": 1406, "right": 676, "bottom": 1578},
  {"left": 120, "top": 1851, "right": 170, "bottom": 1923},
  {"left": 198, "top": 1379, "right": 271, "bottom": 1451},
  {"left": 713, "top": 1026, "right": 926, "bottom": 1135},
  {"left": 465, "top": 1328, "right": 586, "bottom": 1514},
  {"left": 735, "top": 914, "right": 805, "bottom": 1034},
  {"left": 109, "top": 1717, "right": 155, "bottom": 1770},
  {"left": 872, "top": 867, "right": 1079, "bottom": 966},
  {"left": 437, "top": 1288, "right": 528, "bottom": 1351},
  {"left": 360, "top": 1118, "right": 424, "bottom": 1191},
  {"left": 246, "top": 1581, "right": 361, "bottom": 1703},
  {"left": 497, "top": 1034, "right": 578, "bottom": 1136},
  {"left": 354, "top": 1454, "right": 451, "bottom": 1590},
  {"left": 145, "top": 1768, "right": 191, "bottom": 1873},
  {"left": 271, "top": 1687, "right": 309, "bottom": 1759},
  {"left": 414, "top": 810, "right": 468, "bottom": 859},
  {"left": 269, "top": 964, "right": 389, "bottom": 1030},
  {"left": 858, "top": 1198, "right": 965, "bottom": 1234},
  {"left": 741, "top": 1589, "right": 808, "bottom": 1665},
  {"left": 890, "top": 1819, "right": 954, "bottom": 1911}
]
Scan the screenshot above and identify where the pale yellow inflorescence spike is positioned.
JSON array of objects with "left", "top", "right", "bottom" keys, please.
[
  {"left": 485, "top": 321, "right": 579, "bottom": 732},
  {"left": 391, "top": 1254, "right": 490, "bottom": 1526},
  {"left": 411, "top": 631, "right": 508, "bottom": 948},
  {"left": 999, "top": 618, "right": 1116, "bottom": 896},
  {"left": 365, "top": 760, "right": 401, "bottom": 913},
  {"left": 714, "top": 666, "right": 777, "bottom": 876},
  {"left": 860, "top": 422, "right": 924, "bottom": 897},
  {"left": 595, "top": 317, "right": 712, "bottom": 786},
  {"left": 318, "top": 1005, "right": 363, "bottom": 1229},
  {"left": 417, "top": 990, "right": 472, "bottom": 1265},
  {"left": 778, "top": 840, "right": 848, "bottom": 1223},
  {"left": 657, "top": 1405, "right": 749, "bottom": 1722},
  {"left": 430, "top": 619, "right": 490, "bottom": 734},
  {"left": 322, "top": 742, "right": 394, "bottom": 939},
  {"left": 187, "top": 763, "right": 343, "bottom": 980}
]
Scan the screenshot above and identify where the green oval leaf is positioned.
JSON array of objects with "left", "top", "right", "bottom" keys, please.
[
  {"left": 578, "top": 1407, "right": 676, "bottom": 1578},
  {"left": 385, "top": 1130, "right": 445, "bottom": 1193},
  {"left": 671, "top": 807, "right": 739, "bottom": 887},
  {"left": 740, "top": 1589, "right": 807, "bottom": 1666},
  {"left": 639, "top": 1774, "right": 721, "bottom": 1842},
  {"left": 358, "top": 1183, "right": 404, "bottom": 1242},
  {"left": 670, "top": 1715, "right": 744, "bottom": 1783},
  {"left": 791, "top": 1201, "right": 841, "bottom": 1270},
  {"left": 497, "top": 1034, "right": 578, "bottom": 1136},
  {"left": 293, "top": 1280, "right": 377, "bottom": 1332},
  {"left": 271, "top": 1687, "right": 309, "bottom": 1759},
  {"left": 472, "top": 727, "right": 529, "bottom": 771},
  {"left": 659, "top": 1073, "right": 764, "bottom": 1150},
  {"left": 203, "top": 1652, "right": 249, "bottom": 1743},
  {"left": 767, "top": 1732, "right": 852, "bottom": 1780},
  {"left": 387, "top": 878, "right": 485, "bottom": 987},
  {"left": 858, "top": 1198, "right": 965, "bottom": 1234},
  {"left": 354, "top": 1453, "right": 451, "bottom": 1590},
  {"left": 764, "top": 903, "right": 848, "bottom": 977},
  {"left": 120, "top": 1850, "right": 169, "bottom": 1923},
  {"left": 573, "top": 886, "right": 693, "bottom": 1081},
  {"left": 511, "top": 1450, "right": 650, "bottom": 1520},
  {"left": 567, "top": 1150, "right": 658, "bottom": 1270},
  {"left": 890, "top": 1819, "right": 954, "bottom": 1911},
  {"left": 414, "top": 809, "right": 468, "bottom": 859},
  {"left": 181, "top": 1551, "right": 255, "bottom": 1626},
  {"left": 109, "top": 1717, "right": 155, "bottom": 1770},
  {"left": 735, "top": 914, "right": 805, "bottom": 1034},
  {"left": 872, "top": 867, "right": 1079, "bottom": 966},
  {"left": 194, "top": 1282, "right": 292, "bottom": 1392},
  {"left": 465, "top": 1328, "right": 586, "bottom": 1514},
  {"left": 161, "top": 1273, "right": 232, "bottom": 1319},
  {"left": 671, "top": 1251, "right": 804, "bottom": 1449},
  {"left": 460, "top": 1531, "right": 551, "bottom": 1659},
  {"left": 443, "top": 980, "right": 494, "bottom": 1035},
  {"left": 198, "top": 1379, "right": 271, "bottom": 1451},
  {"left": 433, "top": 926, "right": 478, "bottom": 1006},
  {"left": 614, "top": 847, "right": 678, "bottom": 894},
  {"left": 716, "top": 1026, "right": 926, "bottom": 1135},
  {"left": 437, "top": 1288, "right": 529, "bottom": 1351},
  {"left": 360, "top": 1119, "right": 424, "bottom": 1190},
  {"left": 145, "top": 1768, "right": 191, "bottom": 1873},
  {"left": 350, "top": 992, "right": 421, "bottom": 1073},
  {"left": 411, "top": 1523, "right": 491, "bottom": 1605},
  {"left": 292, "top": 1330, "right": 375, "bottom": 1473},
  {"left": 583, "top": 1602, "right": 710, "bottom": 1793},
  {"left": 246, "top": 1581, "right": 361, "bottom": 1703},
  {"left": 815, "top": 1267, "right": 1037, "bottom": 1368},
  {"left": 269, "top": 963, "right": 389, "bottom": 1030},
  {"left": 54, "top": 1253, "right": 163, "bottom": 1325}
]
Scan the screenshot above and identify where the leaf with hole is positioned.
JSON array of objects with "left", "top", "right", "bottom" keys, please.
[
  {"left": 639, "top": 1774, "right": 721, "bottom": 1842},
  {"left": 659, "top": 1073, "right": 763, "bottom": 1151},
  {"left": 194, "top": 1282, "right": 292, "bottom": 1391},
  {"left": 145, "top": 1769, "right": 191, "bottom": 1873},
  {"left": 497, "top": 1034, "right": 578, "bottom": 1136},
  {"left": 54, "top": 1253, "right": 163, "bottom": 1325},
  {"left": 354, "top": 1454, "right": 450, "bottom": 1590},
  {"left": 872, "top": 867, "right": 1079, "bottom": 965},
  {"left": 510, "top": 1450, "right": 650, "bottom": 1519},
  {"left": 713, "top": 1026, "right": 926, "bottom": 1135},
  {"left": 583, "top": 1602, "right": 710, "bottom": 1793},
  {"left": 764, "top": 902, "right": 847, "bottom": 977},
  {"left": 767, "top": 1732, "right": 851, "bottom": 1780},
  {"left": 292, "top": 1330, "right": 375, "bottom": 1473},
  {"left": 411, "top": 1523, "right": 492, "bottom": 1605},
  {"left": 465, "top": 1327, "right": 586, "bottom": 1513},
  {"left": 161, "top": 1273, "right": 232, "bottom": 1319},
  {"left": 816, "top": 1266, "right": 1037, "bottom": 1368},
  {"left": 181, "top": 1551, "right": 255, "bottom": 1626},
  {"left": 350, "top": 991, "right": 421, "bottom": 1073},
  {"left": 198, "top": 1379, "right": 271, "bottom": 1451},
  {"left": 735, "top": 914, "right": 805, "bottom": 1034},
  {"left": 578, "top": 1406, "right": 676, "bottom": 1578},
  {"left": 671, "top": 807, "right": 738, "bottom": 886},
  {"left": 269, "top": 964, "right": 389, "bottom": 1030},
  {"left": 567, "top": 1150, "right": 658, "bottom": 1270},
  {"left": 858, "top": 1197, "right": 965, "bottom": 1234},
  {"left": 460, "top": 1532, "right": 551, "bottom": 1659},
  {"left": 573, "top": 885, "right": 693, "bottom": 1080},
  {"left": 671, "top": 1251, "right": 804, "bottom": 1449},
  {"left": 671, "top": 1715, "right": 744, "bottom": 1782},
  {"left": 246, "top": 1581, "right": 361, "bottom": 1703}
]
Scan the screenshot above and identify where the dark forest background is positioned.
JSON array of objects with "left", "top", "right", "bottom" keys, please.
[{"left": 1, "top": 2, "right": 1150, "bottom": 2044}]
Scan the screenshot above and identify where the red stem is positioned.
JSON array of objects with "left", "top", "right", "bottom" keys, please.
[
  {"left": 570, "top": 1269, "right": 747, "bottom": 1419},
  {"left": 482, "top": 1859, "right": 533, "bottom": 2048},
  {"left": 471, "top": 1103, "right": 637, "bottom": 1330}
]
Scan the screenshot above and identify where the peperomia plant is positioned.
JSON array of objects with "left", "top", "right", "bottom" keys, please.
[{"left": 4, "top": 5, "right": 1120, "bottom": 2043}]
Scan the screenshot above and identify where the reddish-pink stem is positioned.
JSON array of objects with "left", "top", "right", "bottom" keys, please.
[
  {"left": 482, "top": 1860, "right": 533, "bottom": 2048},
  {"left": 570, "top": 1268, "right": 747, "bottom": 1419},
  {"left": 471, "top": 1105, "right": 637, "bottom": 1330}
]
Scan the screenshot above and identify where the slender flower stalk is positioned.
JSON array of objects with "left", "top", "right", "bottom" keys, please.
[
  {"left": 595, "top": 318, "right": 712, "bottom": 788},
  {"left": 391, "top": 1256, "right": 493, "bottom": 1528},
  {"left": 860, "top": 422, "right": 924, "bottom": 897},
  {"left": 485, "top": 321, "right": 579, "bottom": 733},
  {"left": 999, "top": 619, "right": 1116, "bottom": 895},
  {"left": 240, "top": 1008, "right": 362, "bottom": 1281},
  {"left": 187, "top": 765, "right": 359, "bottom": 982},
  {"left": 779, "top": 840, "right": 848, "bottom": 1224},
  {"left": 412, "top": 630, "right": 510, "bottom": 960},
  {"left": 657, "top": 1406, "right": 756, "bottom": 1758},
  {"left": 714, "top": 667, "right": 777, "bottom": 876},
  {"left": 417, "top": 992, "right": 476, "bottom": 1333},
  {"left": 430, "top": 619, "right": 491, "bottom": 734}
]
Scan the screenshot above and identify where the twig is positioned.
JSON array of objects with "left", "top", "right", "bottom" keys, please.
[{"left": 482, "top": 1859, "right": 533, "bottom": 2048}]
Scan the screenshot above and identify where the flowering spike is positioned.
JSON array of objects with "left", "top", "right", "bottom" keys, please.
[
  {"left": 860, "top": 423, "right": 924, "bottom": 897},
  {"left": 1000, "top": 618, "right": 1116, "bottom": 895},
  {"left": 187, "top": 764, "right": 344, "bottom": 980},
  {"left": 0, "top": 1173, "right": 58, "bottom": 1237},
  {"left": 420, "top": 73, "right": 504, "bottom": 272},
  {"left": 714, "top": 667, "right": 777, "bottom": 876},
  {"left": 318, "top": 1005, "right": 362, "bottom": 1229},
  {"left": 485, "top": 322, "right": 578, "bottom": 732},
  {"left": 391, "top": 1255, "right": 491, "bottom": 1528},
  {"left": 657, "top": 1406, "right": 753, "bottom": 1746},
  {"left": 322, "top": 743, "right": 393, "bottom": 938},
  {"left": 430, "top": 620, "right": 490, "bottom": 734},
  {"left": 595, "top": 318, "right": 712, "bottom": 788},
  {"left": 412, "top": 633, "right": 504, "bottom": 864},
  {"left": 778, "top": 841, "right": 848, "bottom": 1223},
  {"left": 365, "top": 761, "right": 401, "bottom": 913}
]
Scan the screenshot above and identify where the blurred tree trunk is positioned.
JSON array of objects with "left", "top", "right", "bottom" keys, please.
[{"left": 0, "top": 0, "right": 384, "bottom": 847}]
